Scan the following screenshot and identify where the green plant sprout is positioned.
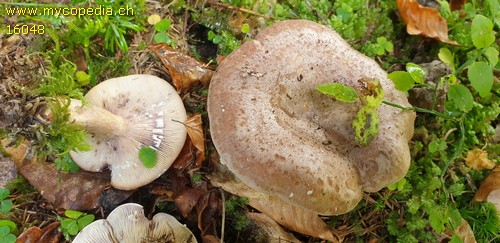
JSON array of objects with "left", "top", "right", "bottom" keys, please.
[
  {"left": 153, "top": 18, "right": 173, "bottom": 45},
  {"left": 58, "top": 210, "right": 95, "bottom": 240},
  {"left": 316, "top": 78, "right": 384, "bottom": 146}
]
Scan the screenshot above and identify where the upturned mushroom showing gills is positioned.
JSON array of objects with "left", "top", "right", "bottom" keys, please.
[
  {"left": 67, "top": 74, "right": 187, "bottom": 190},
  {"left": 73, "top": 203, "right": 197, "bottom": 242},
  {"left": 207, "top": 20, "right": 416, "bottom": 216}
]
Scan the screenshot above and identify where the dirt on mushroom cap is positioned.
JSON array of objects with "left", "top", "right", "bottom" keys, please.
[{"left": 207, "top": 20, "right": 415, "bottom": 216}]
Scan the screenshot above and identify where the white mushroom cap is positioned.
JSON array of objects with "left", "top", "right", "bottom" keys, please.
[
  {"left": 207, "top": 20, "right": 415, "bottom": 215},
  {"left": 73, "top": 203, "right": 197, "bottom": 243},
  {"left": 69, "top": 74, "right": 187, "bottom": 190}
]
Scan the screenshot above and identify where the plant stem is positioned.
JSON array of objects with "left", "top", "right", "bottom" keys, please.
[
  {"left": 440, "top": 119, "right": 465, "bottom": 197},
  {"left": 382, "top": 100, "right": 455, "bottom": 120}
]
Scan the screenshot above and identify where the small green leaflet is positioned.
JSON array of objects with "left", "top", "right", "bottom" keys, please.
[
  {"left": 154, "top": 19, "right": 171, "bottom": 32},
  {"left": 388, "top": 71, "right": 414, "bottom": 92},
  {"left": 471, "top": 15, "right": 495, "bottom": 49},
  {"left": 406, "top": 63, "right": 426, "bottom": 84},
  {"left": 139, "top": 146, "right": 158, "bottom": 168},
  {"left": 316, "top": 83, "right": 359, "bottom": 103},
  {"left": 447, "top": 84, "right": 473, "bottom": 112},
  {"left": 468, "top": 61, "right": 494, "bottom": 98}
]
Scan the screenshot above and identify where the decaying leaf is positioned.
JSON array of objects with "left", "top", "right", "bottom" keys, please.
[
  {"left": 465, "top": 148, "right": 496, "bottom": 170},
  {"left": 17, "top": 222, "right": 63, "bottom": 243},
  {"left": 450, "top": 0, "right": 467, "bottom": 11},
  {"left": 172, "top": 114, "right": 205, "bottom": 170},
  {"left": 249, "top": 196, "right": 339, "bottom": 242},
  {"left": 149, "top": 43, "right": 213, "bottom": 93},
  {"left": 20, "top": 162, "right": 128, "bottom": 211},
  {"left": 0, "top": 156, "right": 17, "bottom": 188},
  {"left": 397, "top": 0, "right": 458, "bottom": 44},
  {"left": 246, "top": 212, "right": 301, "bottom": 243},
  {"left": 207, "top": 160, "right": 341, "bottom": 242},
  {"left": 454, "top": 219, "right": 477, "bottom": 243},
  {"left": 473, "top": 167, "right": 500, "bottom": 214},
  {"left": 1, "top": 138, "right": 33, "bottom": 168}
]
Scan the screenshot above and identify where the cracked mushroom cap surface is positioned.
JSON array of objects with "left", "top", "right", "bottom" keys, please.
[
  {"left": 73, "top": 203, "right": 197, "bottom": 243},
  {"left": 69, "top": 74, "right": 187, "bottom": 190},
  {"left": 207, "top": 20, "right": 416, "bottom": 215}
]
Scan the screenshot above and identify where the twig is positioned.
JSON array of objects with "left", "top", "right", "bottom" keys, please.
[
  {"left": 219, "top": 188, "right": 226, "bottom": 243},
  {"left": 206, "top": 0, "right": 274, "bottom": 21}
]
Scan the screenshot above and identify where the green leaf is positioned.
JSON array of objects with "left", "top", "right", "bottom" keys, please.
[
  {"left": 75, "top": 71, "right": 90, "bottom": 86},
  {"left": 0, "top": 226, "right": 9, "bottom": 237},
  {"left": 138, "top": 146, "right": 158, "bottom": 168},
  {"left": 471, "top": 15, "right": 495, "bottom": 49},
  {"left": 450, "top": 234, "right": 463, "bottom": 243},
  {"left": 77, "top": 214, "right": 95, "bottom": 230},
  {"left": 448, "top": 183, "right": 465, "bottom": 196},
  {"left": 212, "top": 35, "right": 223, "bottom": 44},
  {"left": 154, "top": 19, "right": 171, "bottom": 32},
  {"left": 241, "top": 23, "right": 250, "bottom": 34},
  {"left": 429, "top": 209, "right": 445, "bottom": 233},
  {"left": 65, "top": 210, "right": 84, "bottom": 219},
  {"left": 468, "top": 61, "right": 493, "bottom": 98},
  {"left": 0, "top": 220, "right": 17, "bottom": 234},
  {"left": 406, "top": 63, "right": 426, "bottom": 84},
  {"left": 0, "top": 200, "right": 12, "bottom": 213},
  {"left": 316, "top": 83, "right": 359, "bottom": 103},
  {"left": 65, "top": 220, "right": 79, "bottom": 236},
  {"left": 154, "top": 32, "right": 171, "bottom": 45},
  {"left": 447, "top": 84, "right": 473, "bottom": 112},
  {"left": 483, "top": 46, "right": 499, "bottom": 67},
  {"left": 207, "top": 30, "right": 216, "bottom": 41},
  {"left": 0, "top": 189, "right": 9, "bottom": 201},
  {"left": 388, "top": 71, "right": 414, "bottom": 91},
  {"left": 428, "top": 139, "right": 447, "bottom": 153},
  {"left": 448, "top": 209, "right": 462, "bottom": 229},
  {"left": 1, "top": 234, "right": 16, "bottom": 243},
  {"left": 438, "top": 48, "right": 455, "bottom": 71},
  {"left": 387, "top": 178, "right": 406, "bottom": 191}
]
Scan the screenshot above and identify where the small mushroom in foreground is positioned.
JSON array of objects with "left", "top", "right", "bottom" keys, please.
[
  {"left": 208, "top": 20, "right": 415, "bottom": 216},
  {"left": 73, "top": 203, "right": 197, "bottom": 243},
  {"left": 67, "top": 74, "right": 187, "bottom": 190}
]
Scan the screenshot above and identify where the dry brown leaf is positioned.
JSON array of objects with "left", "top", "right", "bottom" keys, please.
[
  {"left": 17, "top": 222, "right": 63, "bottom": 243},
  {"left": 454, "top": 219, "right": 477, "bottom": 243},
  {"left": 196, "top": 190, "right": 222, "bottom": 240},
  {"left": 0, "top": 156, "right": 17, "bottom": 188},
  {"left": 246, "top": 212, "right": 301, "bottom": 243},
  {"left": 20, "top": 162, "right": 113, "bottom": 210},
  {"left": 207, "top": 161, "right": 340, "bottom": 242},
  {"left": 172, "top": 114, "right": 205, "bottom": 170},
  {"left": 465, "top": 148, "right": 496, "bottom": 170},
  {"left": 1, "top": 139, "right": 32, "bottom": 168},
  {"left": 249, "top": 196, "right": 339, "bottom": 242},
  {"left": 175, "top": 188, "right": 204, "bottom": 218},
  {"left": 450, "top": 0, "right": 467, "bottom": 11},
  {"left": 397, "top": 0, "right": 458, "bottom": 44},
  {"left": 149, "top": 43, "right": 213, "bottom": 93},
  {"left": 473, "top": 167, "right": 500, "bottom": 214}
]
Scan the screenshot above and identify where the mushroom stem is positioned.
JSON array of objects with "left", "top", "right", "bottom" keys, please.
[{"left": 68, "top": 99, "right": 127, "bottom": 138}]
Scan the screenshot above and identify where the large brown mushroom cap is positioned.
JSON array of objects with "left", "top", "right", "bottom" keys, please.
[
  {"left": 73, "top": 203, "right": 197, "bottom": 243},
  {"left": 208, "top": 20, "right": 415, "bottom": 215},
  {"left": 69, "top": 74, "right": 187, "bottom": 190}
]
